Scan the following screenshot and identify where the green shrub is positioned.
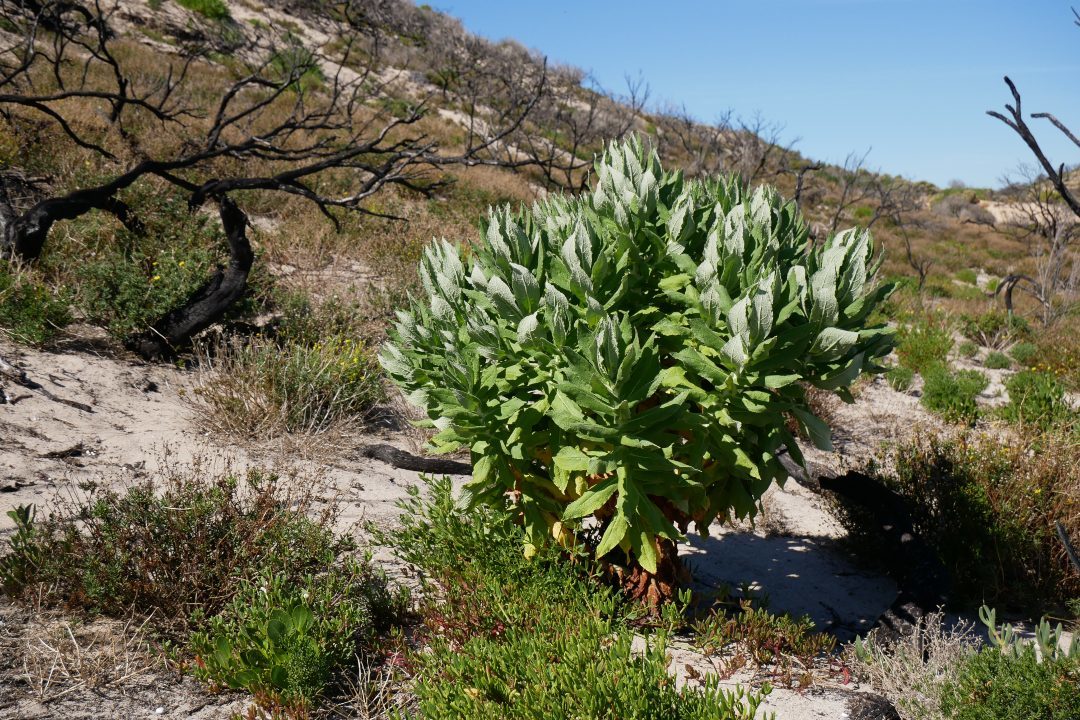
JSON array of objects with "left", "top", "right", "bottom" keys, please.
[
  {"left": 0, "top": 262, "right": 70, "bottom": 344},
  {"left": 852, "top": 204, "right": 874, "bottom": 221},
  {"left": 896, "top": 318, "right": 953, "bottom": 372},
  {"left": 72, "top": 243, "right": 215, "bottom": 337},
  {"left": 957, "top": 340, "right": 979, "bottom": 358},
  {"left": 175, "top": 0, "right": 230, "bottom": 20},
  {"left": 921, "top": 366, "right": 988, "bottom": 424},
  {"left": 955, "top": 268, "right": 978, "bottom": 284},
  {"left": 382, "top": 138, "right": 894, "bottom": 579},
  {"left": 924, "top": 281, "right": 954, "bottom": 298},
  {"left": 1009, "top": 341, "right": 1038, "bottom": 365},
  {"left": 383, "top": 477, "right": 771, "bottom": 720},
  {"left": 886, "top": 365, "right": 915, "bottom": 392},
  {"left": 0, "top": 469, "right": 356, "bottom": 634},
  {"left": 268, "top": 44, "right": 325, "bottom": 91},
  {"left": 962, "top": 309, "right": 1030, "bottom": 350},
  {"left": 1001, "top": 370, "right": 1074, "bottom": 434},
  {"left": 839, "top": 432, "right": 1080, "bottom": 607},
  {"left": 941, "top": 652, "right": 1080, "bottom": 720},
  {"left": 191, "top": 563, "right": 405, "bottom": 709},
  {"left": 985, "top": 350, "right": 1012, "bottom": 369},
  {"left": 38, "top": 190, "right": 222, "bottom": 339}
]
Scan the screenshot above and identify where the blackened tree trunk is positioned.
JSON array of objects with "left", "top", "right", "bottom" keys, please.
[
  {"left": 126, "top": 197, "right": 253, "bottom": 359},
  {"left": 2, "top": 187, "right": 141, "bottom": 261}
]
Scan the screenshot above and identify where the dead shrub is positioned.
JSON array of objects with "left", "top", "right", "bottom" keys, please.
[{"left": 846, "top": 611, "right": 979, "bottom": 720}]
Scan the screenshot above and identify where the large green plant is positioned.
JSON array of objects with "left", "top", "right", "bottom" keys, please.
[{"left": 382, "top": 138, "right": 893, "bottom": 577}]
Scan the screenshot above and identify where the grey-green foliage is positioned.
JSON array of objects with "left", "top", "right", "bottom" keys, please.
[
  {"left": 382, "top": 137, "right": 894, "bottom": 572},
  {"left": 980, "top": 605, "right": 1079, "bottom": 662}
]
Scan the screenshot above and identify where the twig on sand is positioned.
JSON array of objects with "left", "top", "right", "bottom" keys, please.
[{"left": 0, "top": 355, "right": 92, "bottom": 413}]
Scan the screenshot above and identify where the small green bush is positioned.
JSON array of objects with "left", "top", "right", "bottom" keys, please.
[
  {"left": 268, "top": 44, "right": 325, "bottom": 92},
  {"left": 382, "top": 477, "right": 771, "bottom": 719},
  {"left": 962, "top": 309, "right": 1030, "bottom": 350},
  {"left": 0, "top": 262, "right": 70, "bottom": 344},
  {"left": 38, "top": 190, "right": 222, "bottom": 339},
  {"left": 1001, "top": 370, "right": 1074, "bottom": 434},
  {"left": 0, "top": 469, "right": 355, "bottom": 634},
  {"left": 72, "top": 243, "right": 215, "bottom": 337},
  {"left": 191, "top": 563, "right": 405, "bottom": 708},
  {"left": 897, "top": 318, "right": 953, "bottom": 372},
  {"left": 175, "top": 0, "right": 230, "bottom": 20},
  {"left": 852, "top": 204, "right": 874, "bottom": 221},
  {"left": 941, "top": 649, "right": 1079, "bottom": 720},
  {"left": 921, "top": 366, "right": 988, "bottom": 424},
  {"left": 886, "top": 365, "right": 915, "bottom": 392},
  {"left": 924, "top": 281, "right": 954, "bottom": 298},
  {"left": 957, "top": 340, "right": 979, "bottom": 358},
  {"left": 955, "top": 268, "right": 978, "bottom": 284},
  {"left": 1010, "top": 341, "right": 1038, "bottom": 365},
  {"left": 985, "top": 350, "right": 1012, "bottom": 369}
]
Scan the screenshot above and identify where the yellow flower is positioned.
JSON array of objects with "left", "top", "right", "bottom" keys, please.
[
  {"left": 152, "top": 275, "right": 161, "bottom": 282},
  {"left": 178, "top": 261, "right": 185, "bottom": 268}
]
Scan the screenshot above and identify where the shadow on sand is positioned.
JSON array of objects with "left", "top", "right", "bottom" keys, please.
[{"left": 680, "top": 531, "right": 897, "bottom": 642}]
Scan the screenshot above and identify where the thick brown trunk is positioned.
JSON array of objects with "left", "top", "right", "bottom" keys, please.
[{"left": 603, "top": 538, "right": 690, "bottom": 607}]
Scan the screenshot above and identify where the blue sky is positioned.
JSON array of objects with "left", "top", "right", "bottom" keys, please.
[{"left": 437, "top": 1, "right": 1080, "bottom": 188}]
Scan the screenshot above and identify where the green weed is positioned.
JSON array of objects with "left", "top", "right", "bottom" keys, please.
[
  {"left": 961, "top": 309, "right": 1030, "bottom": 350},
  {"left": 984, "top": 350, "right": 1011, "bottom": 369},
  {"left": 379, "top": 477, "right": 772, "bottom": 720},
  {"left": 175, "top": 0, "right": 230, "bottom": 21},
  {"left": 886, "top": 365, "right": 915, "bottom": 392},
  {"left": 1009, "top": 341, "right": 1038, "bottom": 365},
  {"left": 0, "top": 262, "right": 70, "bottom": 344},
  {"left": 1001, "top": 370, "right": 1074, "bottom": 434},
  {"left": 190, "top": 562, "right": 406, "bottom": 709},
  {"left": 921, "top": 366, "right": 988, "bottom": 425},
  {"left": 940, "top": 648, "right": 1079, "bottom": 720},
  {"left": 955, "top": 268, "right": 977, "bottom": 284},
  {"left": 896, "top": 318, "right": 953, "bottom": 372}
]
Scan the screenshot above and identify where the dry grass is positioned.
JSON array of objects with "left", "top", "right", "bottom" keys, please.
[
  {"left": 846, "top": 611, "right": 979, "bottom": 720},
  {"left": 193, "top": 333, "right": 384, "bottom": 440},
  {"left": 11, "top": 609, "right": 164, "bottom": 704},
  {"left": 327, "top": 655, "right": 416, "bottom": 720}
]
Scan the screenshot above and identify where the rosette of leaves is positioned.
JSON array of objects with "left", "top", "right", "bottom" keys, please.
[{"left": 381, "top": 137, "right": 893, "bottom": 597}]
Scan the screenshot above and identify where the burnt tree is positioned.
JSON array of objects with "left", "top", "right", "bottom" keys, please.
[
  {"left": 0, "top": 0, "right": 541, "bottom": 357},
  {"left": 988, "top": 73, "right": 1080, "bottom": 324}
]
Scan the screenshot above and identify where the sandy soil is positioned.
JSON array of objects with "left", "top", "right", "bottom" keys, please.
[{"left": 0, "top": 333, "right": 937, "bottom": 718}]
